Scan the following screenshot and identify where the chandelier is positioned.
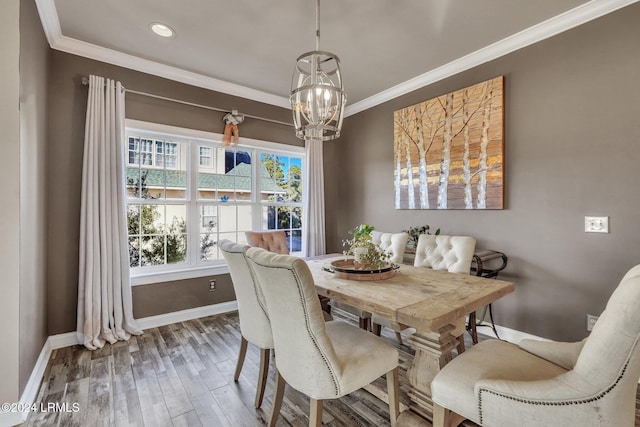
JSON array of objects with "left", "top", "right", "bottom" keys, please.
[{"left": 291, "top": 0, "right": 346, "bottom": 141}]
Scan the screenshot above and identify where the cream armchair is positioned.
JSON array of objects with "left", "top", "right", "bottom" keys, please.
[
  {"left": 373, "top": 234, "right": 476, "bottom": 349},
  {"left": 218, "top": 239, "right": 273, "bottom": 409},
  {"left": 332, "top": 230, "right": 409, "bottom": 332},
  {"left": 432, "top": 264, "right": 640, "bottom": 427},
  {"left": 245, "top": 248, "right": 400, "bottom": 427}
]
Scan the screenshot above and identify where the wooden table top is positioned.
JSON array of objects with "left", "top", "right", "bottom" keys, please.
[{"left": 306, "top": 257, "right": 515, "bottom": 333}]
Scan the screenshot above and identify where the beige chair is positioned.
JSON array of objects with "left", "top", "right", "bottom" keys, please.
[
  {"left": 218, "top": 239, "right": 273, "bottom": 409},
  {"left": 371, "top": 230, "right": 410, "bottom": 264},
  {"left": 245, "top": 230, "right": 289, "bottom": 254},
  {"left": 246, "top": 229, "right": 333, "bottom": 318},
  {"left": 432, "top": 264, "right": 640, "bottom": 427},
  {"left": 372, "top": 234, "right": 476, "bottom": 351},
  {"left": 245, "top": 247, "right": 400, "bottom": 427},
  {"left": 331, "top": 230, "right": 409, "bottom": 332}
]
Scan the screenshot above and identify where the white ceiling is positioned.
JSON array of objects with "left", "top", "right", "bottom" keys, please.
[{"left": 36, "top": 0, "right": 637, "bottom": 115}]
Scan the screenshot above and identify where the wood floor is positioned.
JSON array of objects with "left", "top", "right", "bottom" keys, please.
[{"left": 25, "top": 311, "right": 640, "bottom": 427}]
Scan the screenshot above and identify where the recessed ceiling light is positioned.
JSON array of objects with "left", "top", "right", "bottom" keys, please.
[{"left": 150, "top": 23, "right": 175, "bottom": 38}]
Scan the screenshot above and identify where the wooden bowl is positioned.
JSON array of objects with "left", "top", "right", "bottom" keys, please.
[{"left": 327, "top": 258, "right": 397, "bottom": 281}]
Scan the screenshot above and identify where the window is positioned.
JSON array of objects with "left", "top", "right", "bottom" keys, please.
[
  {"left": 125, "top": 121, "right": 305, "bottom": 281},
  {"left": 128, "top": 137, "right": 178, "bottom": 169},
  {"left": 260, "top": 154, "right": 303, "bottom": 253},
  {"left": 199, "top": 146, "right": 212, "bottom": 167}
]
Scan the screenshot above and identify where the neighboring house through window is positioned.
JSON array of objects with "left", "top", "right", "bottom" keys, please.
[
  {"left": 125, "top": 120, "right": 305, "bottom": 284},
  {"left": 199, "top": 146, "right": 212, "bottom": 167}
]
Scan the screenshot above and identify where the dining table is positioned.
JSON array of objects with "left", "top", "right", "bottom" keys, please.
[{"left": 306, "top": 256, "right": 515, "bottom": 426}]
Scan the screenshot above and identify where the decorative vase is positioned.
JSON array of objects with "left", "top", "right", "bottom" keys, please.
[{"left": 353, "top": 246, "right": 368, "bottom": 269}]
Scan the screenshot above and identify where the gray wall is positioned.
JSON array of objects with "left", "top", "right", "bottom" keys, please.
[
  {"left": 47, "top": 52, "right": 300, "bottom": 334},
  {"left": 326, "top": 3, "right": 640, "bottom": 342},
  {"left": 0, "top": 0, "right": 21, "bottom": 405},
  {"left": 19, "top": 0, "right": 50, "bottom": 393}
]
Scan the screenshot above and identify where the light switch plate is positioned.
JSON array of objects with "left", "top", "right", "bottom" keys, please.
[{"left": 585, "top": 216, "right": 609, "bottom": 233}]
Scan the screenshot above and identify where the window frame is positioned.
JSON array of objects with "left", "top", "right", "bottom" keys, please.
[{"left": 125, "top": 119, "right": 305, "bottom": 286}]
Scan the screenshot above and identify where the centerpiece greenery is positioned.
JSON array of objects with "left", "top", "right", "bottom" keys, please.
[
  {"left": 342, "top": 224, "right": 391, "bottom": 270},
  {"left": 404, "top": 224, "right": 441, "bottom": 248}
]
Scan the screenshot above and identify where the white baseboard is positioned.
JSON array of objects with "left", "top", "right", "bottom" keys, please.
[
  {"left": 3, "top": 301, "right": 239, "bottom": 427},
  {"left": 1, "top": 337, "right": 54, "bottom": 426},
  {"left": 135, "top": 300, "right": 238, "bottom": 330}
]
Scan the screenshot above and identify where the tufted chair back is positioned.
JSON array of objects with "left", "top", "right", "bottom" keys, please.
[
  {"left": 218, "top": 240, "right": 273, "bottom": 349},
  {"left": 245, "top": 247, "right": 344, "bottom": 398},
  {"left": 371, "top": 231, "right": 409, "bottom": 264},
  {"left": 245, "top": 230, "right": 289, "bottom": 254},
  {"left": 414, "top": 234, "right": 476, "bottom": 274}
]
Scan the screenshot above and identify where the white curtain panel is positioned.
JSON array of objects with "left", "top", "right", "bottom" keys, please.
[
  {"left": 77, "top": 75, "right": 142, "bottom": 350},
  {"left": 303, "top": 140, "right": 326, "bottom": 256}
]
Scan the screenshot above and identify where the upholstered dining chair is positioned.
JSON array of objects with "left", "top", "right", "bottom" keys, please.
[
  {"left": 245, "top": 230, "right": 289, "bottom": 254},
  {"left": 218, "top": 239, "right": 273, "bottom": 409},
  {"left": 331, "top": 230, "right": 409, "bottom": 332},
  {"left": 431, "top": 264, "right": 640, "bottom": 427},
  {"left": 246, "top": 229, "right": 333, "bottom": 318},
  {"left": 372, "top": 234, "right": 476, "bottom": 351},
  {"left": 245, "top": 247, "right": 400, "bottom": 427}
]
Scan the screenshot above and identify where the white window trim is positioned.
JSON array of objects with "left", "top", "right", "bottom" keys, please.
[
  {"left": 125, "top": 119, "right": 304, "bottom": 285},
  {"left": 131, "top": 264, "right": 229, "bottom": 286}
]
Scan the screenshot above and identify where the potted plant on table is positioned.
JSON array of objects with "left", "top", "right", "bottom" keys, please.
[
  {"left": 404, "top": 224, "right": 441, "bottom": 250},
  {"left": 342, "top": 224, "right": 390, "bottom": 270}
]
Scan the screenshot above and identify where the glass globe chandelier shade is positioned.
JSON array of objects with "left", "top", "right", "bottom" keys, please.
[
  {"left": 291, "top": 51, "right": 346, "bottom": 140},
  {"left": 290, "top": 0, "right": 346, "bottom": 141}
]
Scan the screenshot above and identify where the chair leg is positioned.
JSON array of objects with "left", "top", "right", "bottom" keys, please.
[
  {"left": 269, "top": 370, "right": 286, "bottom": 427},
  {"left": 372, "top": 322, "right": 382, "bottom": 336},
  {"left": 254, "top": 348, "right": 270, "bottom": 408},
  {"left": 456, "top": 334, "right": 465, "bottom": 354},
  {"left": 386, "top": 368, "right": 399, "bottom": 427},
  {"left": 468, "top": 311, "right": 479, "bottom": 344},
  {"left": 359, "top": 316, "right": 370, "bottom": 331},
  {"left": 433, "top": 403, "right": 465, "bottom": 427},
  {"left": 234, "top": 336, "right": 248, "bottom": 381},
  {"left": 394, "top": 331, "right": 403, "bottom": 345},
  {"left": 309, "top": 398, "right": 323, "bottom": 427}
]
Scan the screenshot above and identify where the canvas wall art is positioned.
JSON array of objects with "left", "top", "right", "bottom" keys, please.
[{"left": 394, "top": 76, "right": 504, "bottom": 209}]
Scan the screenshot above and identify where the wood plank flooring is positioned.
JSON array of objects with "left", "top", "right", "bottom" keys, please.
[{"left": 25, "top": 311, "right": 640, "bottom": 426}]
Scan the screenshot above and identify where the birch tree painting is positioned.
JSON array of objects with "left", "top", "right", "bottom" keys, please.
[{"left": 393, "top": 76, "right": 504, "bottom": 209}]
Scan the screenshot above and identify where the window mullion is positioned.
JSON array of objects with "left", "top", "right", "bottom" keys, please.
[
  {"left": 188, "top": 140, "right": 199, "bottom": 265},
  {"left": 252, "top": 148, "right": 262, "bottom": 231}
]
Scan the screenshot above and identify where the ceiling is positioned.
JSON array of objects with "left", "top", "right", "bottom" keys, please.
[{"left": 36, "top": 0, "right": 637, "bottom": 115}]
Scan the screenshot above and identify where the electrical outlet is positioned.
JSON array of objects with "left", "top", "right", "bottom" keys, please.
[
  {"left": 585, "top": 216, "right": 609, "bottom": 233},
  {"left": 209, "top": 279, "right": 216, "bottom": 291},
  {"left": 586, "top": 314, "right": 598, "bottom": 331}
]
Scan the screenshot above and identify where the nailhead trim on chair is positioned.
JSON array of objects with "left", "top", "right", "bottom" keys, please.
[
  {"left": 251, "top": 257, "right": 340, "bottom": 397},
  {"left": 477, "top": 358, "right": 631, "bottom": 424},
  {"left": 245, "top": 257, "right": 270, "bottom": 319}
]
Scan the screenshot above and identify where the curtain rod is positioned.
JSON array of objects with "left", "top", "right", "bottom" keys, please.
[{"left": 81, "top": 76, "right": 293, "bottom": 128}]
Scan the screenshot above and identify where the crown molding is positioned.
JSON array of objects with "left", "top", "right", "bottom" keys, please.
[
  {"left": 34, "top": 0, "right": 290, "bottom": 109},
  {"left": 34, "top": 0, "right": 61, "bottom": 46},
  {"left": 35, "top": 0, "right": 638, "bottom": 116},
  {"left": 345, "top": 0, "right": 640, "bottom": 117},
  {"left": 53, "top": 35, "right": 291, "bottom": 109}
]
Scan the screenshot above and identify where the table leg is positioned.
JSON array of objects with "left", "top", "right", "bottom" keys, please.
[{"left": 397, "top": 323, "right": 458, "bottom": 426}]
